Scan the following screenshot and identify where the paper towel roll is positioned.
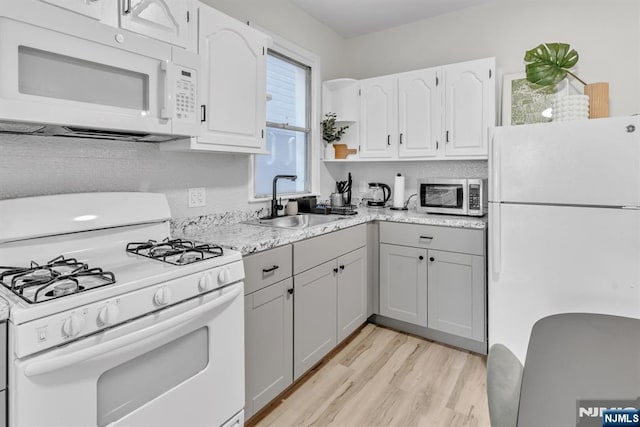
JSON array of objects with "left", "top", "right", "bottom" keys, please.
[{"left": 393, "top": 173, "right": 405, "bottom": 208}]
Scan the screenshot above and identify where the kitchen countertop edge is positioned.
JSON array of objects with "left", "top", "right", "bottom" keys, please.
[{"left": 176, "top": 209, "right": 487, "bottom": 256}]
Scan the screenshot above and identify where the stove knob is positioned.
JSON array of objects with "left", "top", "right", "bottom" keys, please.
[
  {"left": 198, "top": 273, "right": 212, "bottom": 292},
  {"left": 62, "top": 314, "right": 85, "bottom": 338},
  {"left": 218, "top": 268, "right": 230, "bottom": 285},
  {"left": 154, "top": 286, "right": 172, "bottom": 306},
  {"left": 98, "top": 303, "right": 120, "bottom": 326}
]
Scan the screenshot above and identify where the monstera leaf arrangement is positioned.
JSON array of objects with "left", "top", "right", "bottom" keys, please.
[
  {"left": 524, "top": 42, "right": 587, "bottom": 87},
  {"left": 321, "top": 112, "right": 349, "bottom": 144}
]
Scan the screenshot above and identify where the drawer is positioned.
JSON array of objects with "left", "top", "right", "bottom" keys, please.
[
  {"left": 294, "top": 224, "right": 366, "bottom": 275},
  {"left": 244, "top": 245, "right": 293, "bottom": 295},
  {"left": 379, "top": 222, "right": 485, "bottom": 256}
]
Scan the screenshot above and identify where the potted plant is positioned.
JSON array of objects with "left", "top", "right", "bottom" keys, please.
[
  {"left": 320, "top": 112, "right": 352, "bottom": 159},
  {"left": 524, "top": 42, "right": 608, "bottom": 119}
]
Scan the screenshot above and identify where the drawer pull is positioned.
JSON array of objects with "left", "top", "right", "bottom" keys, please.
[
  {"left": 429, "top": 257, "right": 435, "bottom": 262},
  {"left": 333, "top": 268, "right": 339, "bottom": 273},
  {"left": 262, "top": 265, "right": 279, "bottom": 273},
  {"left": 287, "top": 288, "right": 294, "bottom": 295},
  {"left": 419, "top": 235, "right": 433, "bottom": 240},
  {"left": 418, "top": 255, "right": 424, "bottom": 261}
]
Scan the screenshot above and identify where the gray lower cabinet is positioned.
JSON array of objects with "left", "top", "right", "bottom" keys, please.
[
  {"left": 243, "top": 245, "right": 293, "bottom": 419},
  {"left": 293, "top": 260, "right": 337, "bottom": 380},
  {"left": 378, "top": 222, "right": 487, "bottom": 353},
  {"left": 244, "top": 278, "right": 293, "bottom": 419},
  {"left": 427, "top": 250, "right": 485, "bottom": 341},
  {"left": 293, "top": 246, "right": 367, "bottom": 380},
  {"left": 336, "top": 247, "right": 367, "bottom": 342},
  {"left": 379, "top": 243, "right": 427, "bottom": 326}
]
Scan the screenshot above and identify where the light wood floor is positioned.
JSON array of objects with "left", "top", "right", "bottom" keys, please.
[{"left": 253, "top": 324, "right": 491, "bottom": 427}]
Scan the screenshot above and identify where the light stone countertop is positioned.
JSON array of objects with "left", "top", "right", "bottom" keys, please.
[{"left": 176, "top": 208, "right": 487, "bottom": 256}]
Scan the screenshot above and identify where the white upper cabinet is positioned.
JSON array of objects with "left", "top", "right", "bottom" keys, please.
[
  {"left": 443, "top": 57, "right": 495, "bottom": 158},
  {"left": 397, "top": 68, "right": 440, "bottom": 158},
  {"left": 191, "top": 5, "right": 268, "bottom": 153},
  {"left": 359, "top": 76, "right": 397, "bottom": 158},
  {"left": 325, "top": 57, "right": 495, "bottom": 161},
  {"left": 119, "top": 0, "right": 196, "bottom": 50},
  {"left": 38, "top": 0, "right": 103, "bottom": 20}
]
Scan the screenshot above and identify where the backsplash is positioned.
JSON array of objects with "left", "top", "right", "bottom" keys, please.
[
  {"left": 0, "top": 134, "right": 268, "bottom": 219},
  {"left": 324, "top": 160, "right": 488, "bottom": 205}
]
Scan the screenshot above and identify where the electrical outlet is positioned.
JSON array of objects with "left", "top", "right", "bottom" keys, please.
[{"left": 188, "top": 188, "right": 206, "bottom": 207}]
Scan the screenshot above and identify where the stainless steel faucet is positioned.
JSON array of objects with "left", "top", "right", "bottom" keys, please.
[{"left": 270, "top": 175, "right": 297, "bottom": 218}]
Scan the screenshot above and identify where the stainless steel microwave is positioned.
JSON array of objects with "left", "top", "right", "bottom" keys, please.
[{"left": 417, "top": 178, "right": 487, "bottom": 216}]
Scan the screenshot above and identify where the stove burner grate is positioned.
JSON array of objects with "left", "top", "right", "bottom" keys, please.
[
  {"left": 126, "top": 238, "right": 224, "bottom": 265},
  {"left": 0, "top": 255, "right": 116, "bottom": 304}
]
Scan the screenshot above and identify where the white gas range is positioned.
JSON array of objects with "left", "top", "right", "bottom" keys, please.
[{"left": 0, "top": 192, "right": 245, "bottom": 427}]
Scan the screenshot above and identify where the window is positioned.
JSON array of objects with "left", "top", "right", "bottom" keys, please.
[{"left": 254, "top": 50, "right": 311, "bottom": 198}]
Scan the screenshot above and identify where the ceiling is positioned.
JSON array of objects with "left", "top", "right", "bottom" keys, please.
[{"left": 290, "top": 0, "right": 490, "bottom": 38}]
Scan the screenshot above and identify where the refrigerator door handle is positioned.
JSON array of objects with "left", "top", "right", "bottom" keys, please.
[
  {"left": 490, "top": 203, "right": 501, "bottom": 276},
  {"left": 490, "top": 133, "right": 501, "bottom": 202}
]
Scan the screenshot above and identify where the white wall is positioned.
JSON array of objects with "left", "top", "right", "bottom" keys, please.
[{"left": 343, "top": 0, "right": 640, "bottom": 116}]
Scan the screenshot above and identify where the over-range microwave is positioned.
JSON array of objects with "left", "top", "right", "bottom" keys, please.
[
  {"left": 417, "top": 178, "right": 487, "bottom": 216},
  {"left": 0, "top": 3, "right": 199, "bottom": 142}
]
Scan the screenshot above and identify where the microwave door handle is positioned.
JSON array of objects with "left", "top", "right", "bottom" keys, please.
[
  {"left": 24, "top": 284, "right": 242, "bottom": 378},
  {"left": 160, "top": 60, "right": 174, "bottom": 120}
]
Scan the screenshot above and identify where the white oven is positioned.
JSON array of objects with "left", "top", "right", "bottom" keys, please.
[
  {"left": 0, "top": 2, "right": 199, "bottom": 141},
  {"left": 0, "top": 193, "right": 246, "bottom": 427}
]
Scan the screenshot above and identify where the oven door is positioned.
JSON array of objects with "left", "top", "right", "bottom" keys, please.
[{"left": 10, "top": 283, "right": 244, "bottom": 427}]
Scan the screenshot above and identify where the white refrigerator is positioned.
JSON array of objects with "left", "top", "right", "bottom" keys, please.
[{"left": 488, "top": 116, "right": 640, "bottom": 363}]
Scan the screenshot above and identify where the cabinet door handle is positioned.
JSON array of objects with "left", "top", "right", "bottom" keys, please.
[
  {"left": 333, "top": 268, "right": 339, "bottom": 273},
  {"left": 262, "top": 265, "right": 279, "bottom": 273},
  {"left": 339, "top": 265, "right": 345, "bottom": 270},
  {"left": 419, "top": 235, "right": 433, "bottom": 240},
  {"left": 446, "top": 130, "right": 450, "bottom": 143},
  {"left": 429, "top": 257, "right": 435, "bottom": 262},
  {"left": 399, "top": 133, "right": 404, "bottom": 144},
  {"left": 123, "top": 0, "right": 132, "bottom": 14},
  {"left": 418, "top": 255, "right": 424, "bottom": 261},
  {"left": 387, "top": 135, "right": 391, "bottom": 146},
  {"left": 287, "top": 288, "right": 294, "bottom": 295},
  {"left": 200, "top": 105, "right": 207, "bottom": 123}
]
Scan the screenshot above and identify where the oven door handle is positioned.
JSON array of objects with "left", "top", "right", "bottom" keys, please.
[{"left": 24, "top": 284, "right": 242, "bottom": 378}]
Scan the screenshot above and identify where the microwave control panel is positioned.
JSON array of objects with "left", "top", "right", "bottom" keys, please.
[
  {"left": 468, "top": 184, "right": 481, "bottom": 210},
  {"left": 175, "top": 68, "right": 196, "bottom": 121}
]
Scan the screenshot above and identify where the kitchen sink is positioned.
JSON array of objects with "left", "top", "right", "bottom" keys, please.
[{"left": 244, "top": 214, "right": 348, "bottom": 229}]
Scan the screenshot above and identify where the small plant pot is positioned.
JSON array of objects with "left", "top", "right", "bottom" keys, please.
[{"left": 334, "top": 144, "right": 357, "bottom": 159}]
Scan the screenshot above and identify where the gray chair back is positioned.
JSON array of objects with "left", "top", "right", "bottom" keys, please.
[{"left": 487, "top": 343, "right": 523, "bottom": 427}]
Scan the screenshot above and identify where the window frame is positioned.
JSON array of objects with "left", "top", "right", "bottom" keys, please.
[{"left": 248, "top": 29, "right": 321, "bottom": 203}]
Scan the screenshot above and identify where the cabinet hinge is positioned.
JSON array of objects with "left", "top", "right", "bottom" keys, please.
[{"left": 186, "top": 11, "right": 190, "bottom": 23}]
